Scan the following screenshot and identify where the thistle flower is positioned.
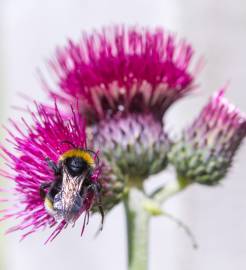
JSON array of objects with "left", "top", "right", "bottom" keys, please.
[
  {"left": 46, "top": 26, "right": 197, "bottom": 183},
  {"left": 0, "top": 104, "right": 102, "bottom": 242},
  {"left": 47, "top": 25, "right": 196, "bottom": 124},
  {"left": 169, "top": 90, "right": 246, "bottom": 185}
]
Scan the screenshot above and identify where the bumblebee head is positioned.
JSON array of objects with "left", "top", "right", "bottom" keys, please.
[
  {"left": 60, "top": 149, "right": 96, "bottom": 177},
  {"left": 64, "top": 157, "right": 89, "bottom": 177}
]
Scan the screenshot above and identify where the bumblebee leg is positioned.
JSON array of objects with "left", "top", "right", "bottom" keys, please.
[
  {"left": 87, "top": 183, "right": 101, "bottom": 203},
  {"left": 88, "top": 183, "right": 104, "bottom": 227},
  {"left": 45, "top": 157, "right": 60, "bottom": 175},
  {"left": 98, "top": 205, "right": 104, "bottom": 230},
  {"left": 39, "top": 182, "right": 51, "bottom": 199}
]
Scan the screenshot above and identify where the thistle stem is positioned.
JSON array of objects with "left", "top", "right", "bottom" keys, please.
[
  {"left": 124, "top": 187, "right": 150, "bottom": 270},
  {"left": 152, "top": 177, "right": 190, "bottom": 204}
]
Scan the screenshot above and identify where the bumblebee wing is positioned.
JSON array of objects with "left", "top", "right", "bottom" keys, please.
[{"left": 60, "top": 168, "right": 86, "bottom": 210}]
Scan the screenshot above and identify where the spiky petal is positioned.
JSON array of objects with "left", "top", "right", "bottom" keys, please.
[
  {"left": 47, "top": 25, "right": 196, "bottom": 124},
  {"left": 169, "top": 90, "right": 246, "bottom": 185},
  {"left": 0, "top": 104, "right": 100, "bottom": 242}
]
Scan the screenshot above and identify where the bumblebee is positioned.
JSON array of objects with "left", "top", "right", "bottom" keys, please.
[{"left": 40, "top": 143, "right": 103, "bottom": 225}]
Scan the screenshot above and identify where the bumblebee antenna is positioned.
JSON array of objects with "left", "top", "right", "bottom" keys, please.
[{"left": 60, "top": 140, "right": 77, "bottom": 148}]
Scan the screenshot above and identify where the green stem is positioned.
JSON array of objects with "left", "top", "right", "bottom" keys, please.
[
  {"left": 153, "top": 177, "right": 190, "bottom": 204},
  {"left": 124, "top": 187, "right": 150, "bottom": 270}
]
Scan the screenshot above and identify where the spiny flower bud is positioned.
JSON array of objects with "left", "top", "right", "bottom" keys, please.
[
  {"left": 169, "top": 90, "right": 246, "bottom": 185},
  {"left": 93, "top": 113, "right": 170, "bottom": 182}
]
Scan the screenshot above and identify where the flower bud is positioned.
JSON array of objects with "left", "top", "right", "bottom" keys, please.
[
  {"left": 169, "top": 90, "right": 246, "bottom": 185},
  {"left": 93, "top": 113, "right": 171, "bottom": 183}
]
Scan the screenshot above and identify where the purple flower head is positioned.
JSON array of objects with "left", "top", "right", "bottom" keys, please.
[
  {"left": 93, "top": 113, "right": 170, "bottom": 180},
  {"left": 1, "top": 104, "right": 102, "bottom": 242},
  {"left": 169, "top": 89, "right": 246, "bottom": 185},
  {"left": 47, "top": 25, "right": 197, "bottom": 124}
]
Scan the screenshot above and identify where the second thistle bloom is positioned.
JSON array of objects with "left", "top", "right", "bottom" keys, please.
[
  {"left": 48, "top": 26, "right": 196, "bottom": 123},
  {"left": 1, "top": 104, "right": 102, "bottom": 242},
  {"left": 169, "top": 90, "right": 246, "bottom": 185}
]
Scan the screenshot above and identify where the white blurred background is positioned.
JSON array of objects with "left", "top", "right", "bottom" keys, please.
[{"left": 0, "top": 0, "right": 246, "bottom": 269}]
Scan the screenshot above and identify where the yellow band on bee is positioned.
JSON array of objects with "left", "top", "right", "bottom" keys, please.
[
  {"left": 44, "top": 197, "right": 54, "bottom": 211},
  {"left": 59, "top": 149, "right": 95, "bottom": 167}
]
